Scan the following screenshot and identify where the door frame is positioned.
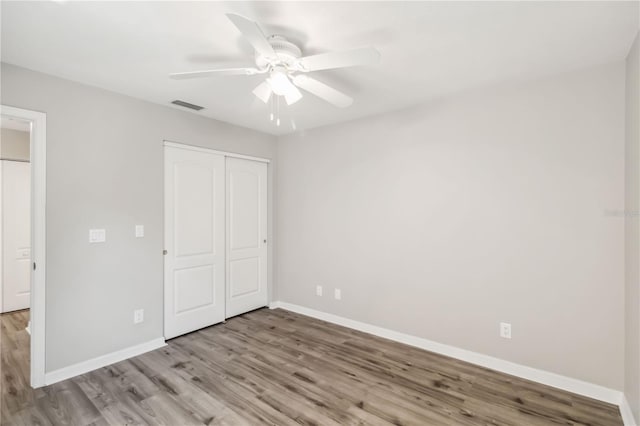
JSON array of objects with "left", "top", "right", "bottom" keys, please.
[
  {"left": 163, "top": 141, "right": 271, "bottom": 164},
  {"left": 162, "top": 141, "right": 270, "bottom": 339},
  {"left": 1, "top": 105, "right": 47, "bottom": 388}
]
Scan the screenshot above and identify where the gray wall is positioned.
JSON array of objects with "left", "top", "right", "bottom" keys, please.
[
  {"left": 625, "top": 31, "right": 640, "bottom": 424},
  {"left": 0, "top": 128, "right": 30, "bottom": 161},
  {"left": 0, "top": 63, "right": 277, "bottom": 372},
  {"left": 0, "top": 58, "right": 628, "bottom": 392},
  {"left": 277, "top": 62, "right": 625, "bottom": 389}
]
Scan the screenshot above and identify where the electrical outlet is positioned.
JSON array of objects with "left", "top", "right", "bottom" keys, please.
[
  {"left": 500, "top": 322, "right": 511, "bottom": 339},
  {"left": 134, "top": 309, "right": 144, "bottom": 324},
  {"left": 135, "top": 225, "right": 144, "bottom": 238},
  {"left": 316, "top": 285, "right": 323, "bottom": 296},
  {"left": 334, "top": 288, "right": 341, "bottom": 300}
]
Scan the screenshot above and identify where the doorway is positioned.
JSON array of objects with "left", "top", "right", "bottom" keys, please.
[
  {"left": 0, "top": 105, "right": 46, "bottom": 388},
  {"left": 1, "top": 117, "right": 31, "bottom": 313}
]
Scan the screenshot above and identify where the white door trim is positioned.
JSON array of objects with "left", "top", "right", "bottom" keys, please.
[
  {"left": 163, "top": 141, "right": 270, "bottom": 164},
  {"left": 0, "top": 160, "right": 3, "bottom": 313},
  {"left": 1, "top": 105, "right": 46, "bottom": 388}
]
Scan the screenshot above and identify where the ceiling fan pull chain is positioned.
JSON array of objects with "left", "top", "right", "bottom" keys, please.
[{"left": 270, "top": 94, "right": 274, "bottom": 121}]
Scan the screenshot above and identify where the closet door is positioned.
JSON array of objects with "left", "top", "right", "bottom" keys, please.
[
  {"left": 226, "top": 158, "right": 268, "bottom": 318},
  {"left": 164, "top": 145, "right": 225, "bottom": 339}
]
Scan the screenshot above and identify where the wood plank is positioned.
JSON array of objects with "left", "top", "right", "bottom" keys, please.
[{"left": 0, "top": 308, "right": 624, "bottom": 426}]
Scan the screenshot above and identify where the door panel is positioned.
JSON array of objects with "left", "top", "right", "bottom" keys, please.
[
  {"left": 174, "top": 164, "right": 214, "bottom": 257},
  {"left": 226, "top": 158, "right": 267, "bottom": 318},
  {"left": 229, "top": 171, "right": 260, "bottom": 250},
  {"left": 229, "top": 257, "right": 259, "bottom": 297},
  {"left": 174, "top": 265, "right": 215, "bottom": 314},
  {"left": 164, "top": 146, "right": 225, "bottom": 339},
  {"left": 2, "top": 160, "right": 31, "bottom": 313}
]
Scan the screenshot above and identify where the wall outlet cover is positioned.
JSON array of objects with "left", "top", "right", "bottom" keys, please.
[
  {"left": 500, "top": 322, "right": 512, "bottom": 339},
  {"left": 316, "top": 285, "right": 323, "bottom": 296},
  {"left": 334, "top": 288, "right": 342, "bottom": 300},
  {"left": 134, "top": 309, "right": 144, "bottom": 324}
]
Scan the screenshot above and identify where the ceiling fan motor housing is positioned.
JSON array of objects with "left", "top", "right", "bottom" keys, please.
[{"left": 255, "top": 35, "right": 302, "bottom": 69}]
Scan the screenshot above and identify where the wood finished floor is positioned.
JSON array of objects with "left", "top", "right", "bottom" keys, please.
[{"left": 0, "top": 308, "right": 623, "bottom": 426}]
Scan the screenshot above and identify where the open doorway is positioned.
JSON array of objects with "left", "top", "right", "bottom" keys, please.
[
  {"left": 0, "top": 115, "right": 32, "bottom": 391},
  {"left": 0, "top": 105, "right": 46, "bottom": 389}
]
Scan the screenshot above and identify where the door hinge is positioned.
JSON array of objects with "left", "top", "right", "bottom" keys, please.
[
  {"left": 33, "top": 262, "right": 36, "bottom": 271},
  {"left": 163, "top": 250, "right": 168, "bottom": 255}
]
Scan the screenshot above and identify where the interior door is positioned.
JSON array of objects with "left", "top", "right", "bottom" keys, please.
[
  {"left": 226, "top": 157, "right": 268, "bottom": 318},
  {"left": 164, "top": 145, "right": 225, "bottom": 339},
  {"left": 2, "top": 160, "right": 31, "bottom": 313}
]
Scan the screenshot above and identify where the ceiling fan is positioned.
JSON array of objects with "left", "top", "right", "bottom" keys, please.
[{"left": 169, "top": 14, "right": 381, "bottom": 109}]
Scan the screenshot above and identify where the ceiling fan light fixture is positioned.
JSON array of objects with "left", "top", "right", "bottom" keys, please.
[
  {"left": 170, "top": 14, "right": 380, "bottom": 117},
  {"left": 267, "top": 67, "right": 293, "bottom": 96},
  {"left": 252, "top": 81, "right": 272, "bottom": 103},
  {"left": 284, "top": 89, "right": 302, "bottom": 105}
]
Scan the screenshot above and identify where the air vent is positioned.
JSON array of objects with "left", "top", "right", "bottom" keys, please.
[{"left": 171, "top": 100, "right": 204, "bottom": 111}]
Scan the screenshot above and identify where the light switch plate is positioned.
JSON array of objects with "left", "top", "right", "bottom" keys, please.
[
  {"left": 89, "top": 229, "right": 106, "bottom": 243},
  {"left": 135, "top": 225, "right": 144, "bottom": 238}
]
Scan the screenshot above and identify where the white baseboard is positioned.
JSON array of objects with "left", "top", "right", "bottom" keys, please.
[
  {"left": 620, "top": 395, "right": 639, "bottom": 426},
  {"left": 44, "top": 337, "right": 166, "bottom": 385},
  {"left": 270, "top": 301, "right": 628, "bottom": 414}
]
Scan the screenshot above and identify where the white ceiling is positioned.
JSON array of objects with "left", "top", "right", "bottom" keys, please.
[{"left": 1, "top": 1, "right": 638, "bottom": 135}]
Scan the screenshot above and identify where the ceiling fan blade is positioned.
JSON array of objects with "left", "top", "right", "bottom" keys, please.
[
  {"left": 253, "top": 81, "right": 273, "bottom": 103},
  {"left": 169, "top": 68, "right": 258, "bottom": 79},
  {"left": 297, "top": 47, "right": 380, "bottom": 72},
  {"left": 293, "top": 75, "right": 353, "bottom": 108},
  {"left": 226, "top": 13, "right": 277, "bottom": 59}
]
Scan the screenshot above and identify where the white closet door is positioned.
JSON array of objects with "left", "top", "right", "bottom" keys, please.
[
  {"left": 226, "top": 158, "right": 268, "bottom": 318},
  {"left": 2, "top": 160, "right": 31, "bottom": 313},
  {"left": 164, "top": 146, "right": 225, "bottom": 339}
]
